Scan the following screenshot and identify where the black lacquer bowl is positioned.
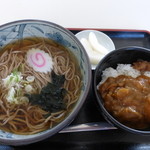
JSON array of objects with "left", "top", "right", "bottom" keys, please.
[{"left": 94, "top": 46, "right": 150, "bottom": 135}]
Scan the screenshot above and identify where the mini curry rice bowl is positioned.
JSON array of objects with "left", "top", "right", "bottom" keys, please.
[
  {"left": 0, "top": 20, "right": 91, "bottom": 145},
  {"left": 94, "top": 46, "right": 150, "bottom": 135}
]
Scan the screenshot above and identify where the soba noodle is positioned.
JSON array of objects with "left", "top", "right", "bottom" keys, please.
[{"left": 0, "top": 37, "right": 82, "bottom": 134}]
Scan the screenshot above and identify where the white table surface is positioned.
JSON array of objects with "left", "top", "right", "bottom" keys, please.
[{"left": 0, "top": 0, "right": 150, "bottom": 31}]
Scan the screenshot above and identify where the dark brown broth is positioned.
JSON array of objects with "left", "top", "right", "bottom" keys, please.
[
  {"left": 1, "top": 37, "right": 81, "bottom": 78},
  {"left": 0, "top": 37, "right": 82, "bottom": 134}
]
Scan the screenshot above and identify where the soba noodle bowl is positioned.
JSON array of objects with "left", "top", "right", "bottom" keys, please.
[{"left": 0, "top": 37, "right": 82, "bottom": 135}]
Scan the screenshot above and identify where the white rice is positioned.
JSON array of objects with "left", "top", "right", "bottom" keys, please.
[
  {"left": 97, "top": 64, "right": 150, "bottom": 89},
  {"left": 144, "top": 71, "right": 150, "bottom": 77}
]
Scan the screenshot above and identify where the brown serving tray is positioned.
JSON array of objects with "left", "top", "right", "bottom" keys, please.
[{"left": 11, "top": 29, "right": 150, "bottom": 150}]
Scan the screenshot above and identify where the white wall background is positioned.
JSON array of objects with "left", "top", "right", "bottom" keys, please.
[{"left": 0, "top": 0, "right": 150, "bottom": 31}]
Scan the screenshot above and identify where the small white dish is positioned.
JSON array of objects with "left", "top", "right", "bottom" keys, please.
[{"left": 75, "top": 30, "right": 115, "bottom": 69}]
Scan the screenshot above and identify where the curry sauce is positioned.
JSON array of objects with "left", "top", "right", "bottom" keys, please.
[{"left": 99, "top": 61, "right": 150, "bottom": 129}]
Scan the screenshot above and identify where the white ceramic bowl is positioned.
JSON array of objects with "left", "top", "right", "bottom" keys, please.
[
  {"left": 76, "top": 30, "right": 115, "bottom": 69},
  {"left": 0, "top": 20, "right": 92, "bottom": 146}
]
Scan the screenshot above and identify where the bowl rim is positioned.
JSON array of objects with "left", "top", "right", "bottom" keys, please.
[
  {"left": 0, "top": 19, "right": 92, "bottom": 145},
  {"left": 94, "top": 46, "right": 150, "bottom": 135},
  {"left": 75, "top": 29, "right": 116, "bottom": 69}
]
